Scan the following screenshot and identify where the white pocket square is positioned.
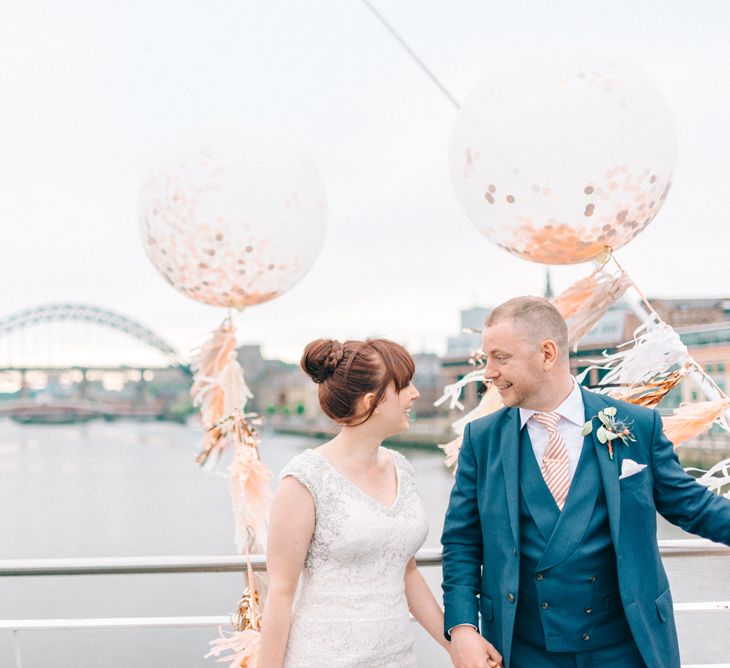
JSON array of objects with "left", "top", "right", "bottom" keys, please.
[{"left": 619, "top": 458, "right": 647, "bottom": 480}]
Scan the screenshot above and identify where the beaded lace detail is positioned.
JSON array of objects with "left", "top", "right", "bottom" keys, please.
[{"left": 278, "top": 448, "right": 428, "bottom": 667}]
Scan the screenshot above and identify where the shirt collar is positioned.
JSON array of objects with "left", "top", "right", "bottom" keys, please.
[{"left": 519, "top": 378, "right": 585, "bottom": 429}]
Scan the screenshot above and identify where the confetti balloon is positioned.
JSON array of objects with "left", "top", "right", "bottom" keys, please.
[
  {"left": 450, "top": 52, "right": 677, "bottom": 264},
  {"left": 139, "top": 127, "right": 327, "bottom": 309}
]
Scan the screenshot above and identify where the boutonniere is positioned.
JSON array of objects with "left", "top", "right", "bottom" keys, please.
[{"left": 581, "top": 406, "right": 636, "bottom": 460}]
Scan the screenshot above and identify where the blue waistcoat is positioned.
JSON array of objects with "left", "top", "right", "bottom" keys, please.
[{"left": 513, "top": 427, "right": 631, "bottom": 652}]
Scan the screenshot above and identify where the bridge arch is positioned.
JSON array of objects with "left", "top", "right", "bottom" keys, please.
[{"left": 0, "top": 303, "right": 183, "bottom": 366}]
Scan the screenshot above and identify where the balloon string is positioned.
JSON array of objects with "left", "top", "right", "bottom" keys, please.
[{"left": 610, "top": 253, "right": 657, "bottom": 317}]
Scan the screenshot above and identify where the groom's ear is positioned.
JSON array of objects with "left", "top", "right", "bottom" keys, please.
[{"left": 541, "top": 339, "right": 559, "bottom": 369}]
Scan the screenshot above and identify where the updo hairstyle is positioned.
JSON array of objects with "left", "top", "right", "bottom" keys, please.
[{"left": 300, "top": 338, "right": 415, "bottom": 425}]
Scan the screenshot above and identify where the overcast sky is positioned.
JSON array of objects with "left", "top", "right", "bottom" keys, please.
[{"left": 1, "top": 1, "right": 728, "bottom": 366}]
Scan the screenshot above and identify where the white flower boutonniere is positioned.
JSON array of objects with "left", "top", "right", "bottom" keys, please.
[{"left": 581, "top": 406, "right": 636, "bottom": 460}]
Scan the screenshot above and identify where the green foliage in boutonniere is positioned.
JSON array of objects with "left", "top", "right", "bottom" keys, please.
[{"left": 581, "top": 406, "right": 636, "bottom": 460}]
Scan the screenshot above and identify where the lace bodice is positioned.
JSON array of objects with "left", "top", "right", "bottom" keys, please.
[{"left": 278, "top": 447, "right": 428, "bottom": 667}]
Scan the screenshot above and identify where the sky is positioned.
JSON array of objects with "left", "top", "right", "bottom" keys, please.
[{"left": 1, "top": 0, "right": 729, "bottom": 366}]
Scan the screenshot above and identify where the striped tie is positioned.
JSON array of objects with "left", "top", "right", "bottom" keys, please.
[{"left": 531, "top": 411, "right": 570, "bottom": 511}]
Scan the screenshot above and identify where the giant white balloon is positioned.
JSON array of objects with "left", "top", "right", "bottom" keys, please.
[
  {"left": 450, "top": 52, "right": 677, "bottom": 264},
  {"left": 139, "top": 127, "right": 327, "bottom": 309}
]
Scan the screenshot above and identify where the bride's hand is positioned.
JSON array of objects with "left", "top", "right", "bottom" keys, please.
[{"left": 449, "top": 626, "right": 502, "bottom": 668}]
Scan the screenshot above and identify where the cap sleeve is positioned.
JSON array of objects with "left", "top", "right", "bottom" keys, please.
[{"left": 278, "top": 450, "right": 322, "bottom": 502}]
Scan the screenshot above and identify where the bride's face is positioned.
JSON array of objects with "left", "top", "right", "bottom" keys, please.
[{"left": 374, "top": 381, "right": 420, "bottom": 435}]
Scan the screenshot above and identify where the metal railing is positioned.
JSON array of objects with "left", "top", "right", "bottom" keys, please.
[{"left": 2, "top": 539, "right": 729, "bottom": 668}]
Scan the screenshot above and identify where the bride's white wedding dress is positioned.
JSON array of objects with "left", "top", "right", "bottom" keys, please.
[{"left": 279, "top": 447, "right": 428, "bottom": 667}]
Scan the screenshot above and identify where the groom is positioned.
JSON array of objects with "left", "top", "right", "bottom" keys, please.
[{"left": 441, "top": 296, "right": 730, "bottom": 668}]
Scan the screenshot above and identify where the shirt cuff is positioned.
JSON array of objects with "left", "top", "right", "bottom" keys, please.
[{"left": 448, "top": 623, "right": 479, "bottom": 637}]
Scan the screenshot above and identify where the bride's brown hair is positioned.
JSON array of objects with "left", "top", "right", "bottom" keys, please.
[{"left": 300, "top": 338, "right": 415, "bottom": 425}]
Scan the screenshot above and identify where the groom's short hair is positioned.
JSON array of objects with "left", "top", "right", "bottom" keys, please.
[{"left": 485, "top": 296, "right": 569, "bottom": 356}]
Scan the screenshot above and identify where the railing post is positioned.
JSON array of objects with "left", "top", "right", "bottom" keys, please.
[{"left": 13, "top": 630, "right": 22, "bottom": 668}]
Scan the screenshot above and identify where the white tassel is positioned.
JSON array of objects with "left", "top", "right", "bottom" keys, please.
[
  {"left": 434, "top": 368, "right": 486, "bottom": 411},
  {"left": 685, "top": 458, "right": 730, "bottom": 499},
  {"left": 582, "top": 316, "right": 689, "bottom": 391}
]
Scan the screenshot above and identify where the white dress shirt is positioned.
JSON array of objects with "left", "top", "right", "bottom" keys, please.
[{"left": 519, "top": 378, "right": 586, "bottom": 481}]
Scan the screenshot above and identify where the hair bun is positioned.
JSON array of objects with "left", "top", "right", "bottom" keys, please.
[{"left": 301, "top": 339, "right": 345, "bottom": 383}]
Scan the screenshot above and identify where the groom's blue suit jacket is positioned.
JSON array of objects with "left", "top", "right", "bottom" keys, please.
[{"left": 441, "top": 387, "right": 730, "bottom": 668}]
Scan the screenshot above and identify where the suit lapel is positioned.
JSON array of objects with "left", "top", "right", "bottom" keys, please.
[
  {"left": 582, "top": 387, "right": 622, "bottom": 551},
  {"left": 500, "top": 408, "right": 520, "bottom": 551},
  {"left": 537, "top": 437, "right": 600, "bottom": 571}
]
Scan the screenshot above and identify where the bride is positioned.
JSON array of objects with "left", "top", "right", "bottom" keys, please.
[{"left": 259, "top": 338, "right": 449, "bottom": 667}]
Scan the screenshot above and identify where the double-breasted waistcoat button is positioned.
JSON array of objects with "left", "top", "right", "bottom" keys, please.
[
  {"left": 541, "top": 601, "right": 550, "bottom": 610},
  {"left": 507, "top": 593, "right": 515, "bottom": 603},
  {"left": 536, "top": 573, "right": 544, "bottom": 581},
  {"left": 588, "top": 576, "right": 597, "bottom": 583},
  {"left": 583, "top": 633, "right": 590, "bottom": 641},
  {"left": 585, "top": 607, "right": 593, "bottom": 614}
]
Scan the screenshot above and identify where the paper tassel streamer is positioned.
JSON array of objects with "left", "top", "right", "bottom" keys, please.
[
  {"left": 439, "top": 434, "right": 463, "bottom": 470},
  {"left": 206, "top": 628, "right": 261, "bottom": 668},
  {"left": 610, "top": 367, "right": 687, "bottom": 408},
  {"left": 552, "top": 267, "right": 633, "bottom": 349},
  {"left": 206, "top": 535, "right": 264, "bottom": 666},
  {"left": 192, "top": 319, "right": 240, "bottom": 465},
  {"left": 229, "top": 413, "right": 272, "bottom": 552},
  {"left": 578, "top": 317, "right": 689, "bottom": 391},
  {"left": 685, "top": 458, "right": 730, "bottom": 499},
  {"left": 192, "top": 319, "right": 270, "bottom": 667},
  {"left": 438, "top": 384, "right": 504, "bottom": 471},
  {"left": 434, "top": 368, "right": 488, "bottom": 411},
  {"left": 451, "top": 383, "right": 504, "bottom": 434},
  {"left": 661, "top": 398, "right": 730, "bottom": 446},
  {"left": 220, "top": 355, "right": 254, "bottom": 418}
]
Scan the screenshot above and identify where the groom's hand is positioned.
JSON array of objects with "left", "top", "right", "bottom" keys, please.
[{"left": 449, "top": 626, "right": 503, "bottom": 668}]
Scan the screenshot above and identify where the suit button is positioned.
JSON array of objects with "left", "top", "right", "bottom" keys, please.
[
  {"left": 507, "top": 593, "right": 515, "bottom": 603},
  {"left": 536, "top": 573, "right": 544, "bottom": 581},
  {"left": 583, "top": 633, "right": 590, "bottom": 641},
  {"left": 585, "top": 607, "right": 593, "bottom": 614},
  {"left": 588, "top": 576, "right": 597, "bottom": 583},
  {"left": 541, "top": 601, "right": 550, "bottom": 610}
]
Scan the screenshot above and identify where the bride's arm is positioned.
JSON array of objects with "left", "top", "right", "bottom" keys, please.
[
  {"left": 404, "top": 557, "right": 450, "bottom": 653},
  {"left": 259, "top": 477, "right": 315, "bottom": 668}
]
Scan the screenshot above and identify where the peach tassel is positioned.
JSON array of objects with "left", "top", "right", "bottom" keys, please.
[{"left": 662, "top": 398, "right": 730, "bottom": 447}]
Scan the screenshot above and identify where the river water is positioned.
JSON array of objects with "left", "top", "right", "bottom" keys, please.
[{"left": 0, "top": 420, "right": 727, "bottom": 666}]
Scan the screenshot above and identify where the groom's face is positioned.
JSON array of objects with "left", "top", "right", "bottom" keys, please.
[{"left": 481, "top": 318, "right": 545, "bottom": 408}]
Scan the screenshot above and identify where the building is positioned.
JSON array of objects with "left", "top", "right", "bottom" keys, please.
[
  {"left": 412, "top": 352, "right": 444, "bottom": 418},
  {"left": 235, "top": 345, "right": 316, "bottom": 416}
]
